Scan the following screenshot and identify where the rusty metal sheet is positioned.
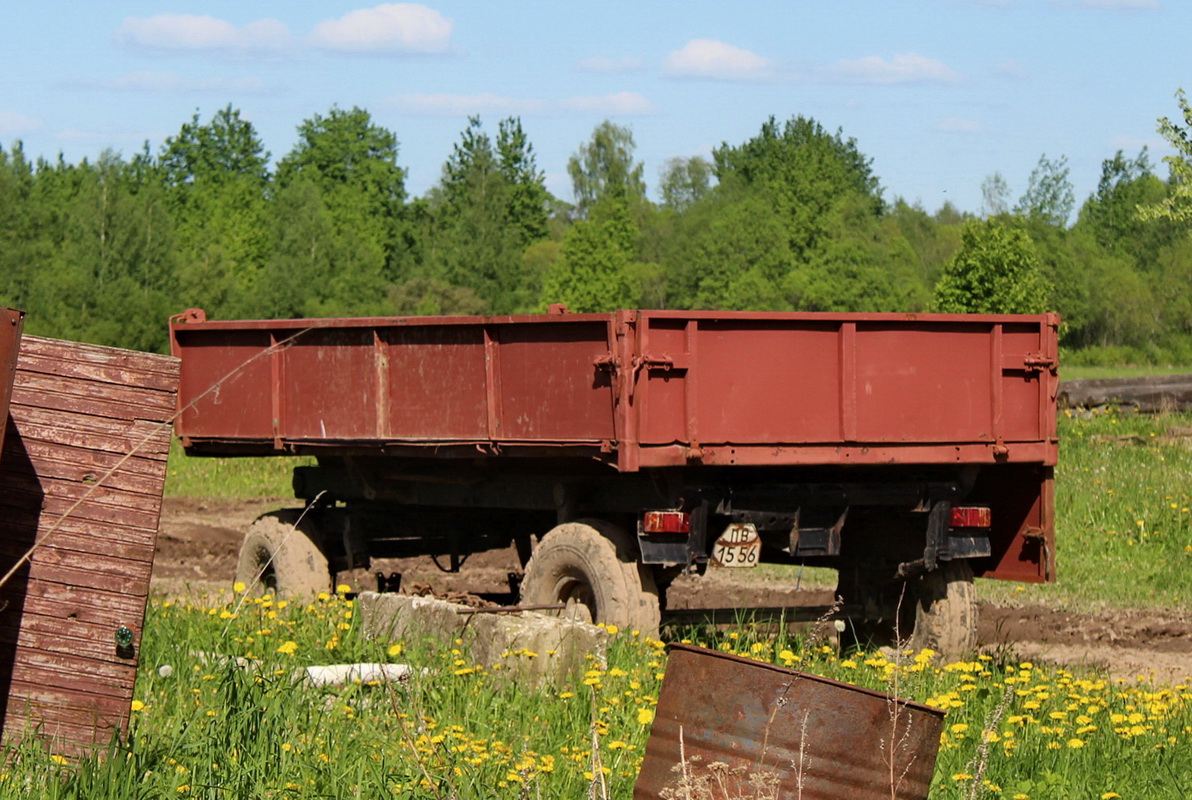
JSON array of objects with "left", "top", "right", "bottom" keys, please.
[
  {"left": 170, "top": 308, "right": 1058, "bottom": 469},
  {"left": 634, "top": 643, "right": 944, "bottom": 800},
  {"left": 0, "top": 308, "right": 23, "bottom": 459},
  {"left": 0, "top": 335, "right": 178, "bottom": 756}
]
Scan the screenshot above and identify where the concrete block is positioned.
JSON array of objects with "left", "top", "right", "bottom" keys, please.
[{"left": 357, "top": 592, "right": 608, "bottom": 687}]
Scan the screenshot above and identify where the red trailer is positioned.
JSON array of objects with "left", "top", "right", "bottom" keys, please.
[{"left": 170, "top": 307, "right": 1059, "bottom": 655}]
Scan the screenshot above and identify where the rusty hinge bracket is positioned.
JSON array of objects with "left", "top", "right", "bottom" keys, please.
[
  {"left": 593, "top": 353, "right": 618, "bottom": 372},
  {"left": 1021, "top": 352, "right": 1058, "bottom": 373}
]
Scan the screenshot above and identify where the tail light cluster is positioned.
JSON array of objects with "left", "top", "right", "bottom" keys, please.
[
  {"left": 642, "top": 510, "right": 691, "bottom": 534},
  {"left": 950, "top": 506, "right": 992, "bottom": 528}
]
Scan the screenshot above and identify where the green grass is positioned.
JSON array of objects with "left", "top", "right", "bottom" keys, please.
[
  {"left": 2, "top": 592, "right": 1187, "bottom": 799},
  {"left": 1060, "top": 365, "right": 1192, "bottom": 380},
  {"left": 164, "top": 440, "right": 312, "bottom": 499},
  {"left": 981, "top": 408, "right": 1192, "bottom": 610},
  {"left": 50, "top": 412, "right": 1179, "bottom": 798}
]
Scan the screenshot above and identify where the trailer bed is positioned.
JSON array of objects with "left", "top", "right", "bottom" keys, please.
[{"left": 171, "top": 308, "right": 1059, "bottom": 472}]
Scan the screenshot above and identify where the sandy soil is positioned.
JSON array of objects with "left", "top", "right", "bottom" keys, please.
[{"left": 152, "top": 497, "right": 1192, "bottom": 684}]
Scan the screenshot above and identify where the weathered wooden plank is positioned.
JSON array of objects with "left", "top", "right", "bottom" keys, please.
[
  {"left": 0, "top": 453, "right": 170, "bottom": 496},
  {"left": 16, "top": 336, "right": 178, "bottom": 391},
  {"left": 0, "top": 529, "right": 157, "bottom": 566},
  {"left": 25, "top": 546, "right": 156, "bottom": 585},
  {"left": 0, "top": 486, "right": 163, "bottom": 531},
  {"left": 9, "top": 436, "right": 171, "bottom": 478},
  {"left": 0, "top": 336, "right": 177, "bottom": 755},
  {"left": 13, "top": 371, "right": 176, "bottom": 417},
  {"left": 0, "top": 581, "right": 149, "bottom": 619},
  {"left": 0, "top": 468, "right": 167, "bottom": 511},
  {"left": 2, "top": 680, "right": 131, "bottom": 722},
  {"left": 1, "top": 717, "right": 123, "bottom": 753},
  {"left": 2, "top": 653, "right": 138, "bottom": 696},
  {"left": 5, "top": 413, "right": 171, "bottom": 458},
  {"left": 1, "top": 561, "right": 151, "bottom": 596},
  {"left": 0, "top": 619, "right": 144, "bottom": 666},
  {"left": 0, "top": 506, "right": 158, "bottom": 550}
]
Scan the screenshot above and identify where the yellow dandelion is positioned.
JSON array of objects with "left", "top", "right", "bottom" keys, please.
[
  {"left": 130, "top": 700, "right": 145, "bottom": 712},
  {"left": 637, "top": 708, "right": 655, "bottom": 725},
  {"left": 232, "top": 581, "right": 246, "bottom": 593}
]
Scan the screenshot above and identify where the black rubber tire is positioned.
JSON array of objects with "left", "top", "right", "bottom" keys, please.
[
  {"left": 236, "top": 510, "right": 333, "bottom": 599},
  {"left": 520, "top": 520, "right": 660, "bottom": 635},
  {"left": 837, "top": 559, "right": 977, "bottom": 660},
  {"left": 902, "top": 560, "right": 977, "bottom": 658}
]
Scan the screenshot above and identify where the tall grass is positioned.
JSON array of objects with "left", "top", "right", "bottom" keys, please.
[
  {"left": 982, "top": 407, "right": 1192, "bottom": 610},
  {"left": 1, "top": 591, "right": 1187, "bottom": 798}
]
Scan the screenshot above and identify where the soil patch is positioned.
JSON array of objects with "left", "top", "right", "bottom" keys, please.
[{"left": 151, "top": 498, "right": 1192, "bottom": 683}]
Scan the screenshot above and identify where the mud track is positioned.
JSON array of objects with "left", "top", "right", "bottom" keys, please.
[{"left": 152, "top": 497, "right": 1192, "bottom": 684}]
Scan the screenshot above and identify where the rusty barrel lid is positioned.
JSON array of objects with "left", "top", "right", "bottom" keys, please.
[{"left": 634, "top": 643, "right": 945, "bottom": 800}]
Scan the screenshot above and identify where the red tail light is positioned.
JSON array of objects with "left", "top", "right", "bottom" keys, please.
[
  {"left": 950, "top": 506, "right": 992, "bottom": 528},
  {"left": 643, "top": 510, "right": 691, "bottom": 534}
]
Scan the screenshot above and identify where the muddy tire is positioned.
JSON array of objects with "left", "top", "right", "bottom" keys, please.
[
  {"left": 902, "top": 560, "right": 977, "bottom": 658},
  {"left": 236, "top": 510, "right": 332, "bottom": 599},
  {"left": 520, "top": 520, "right": 660, "bottom": 635},
  {"left": 838, "top": 559, "right": 977, "bottom": 660}
]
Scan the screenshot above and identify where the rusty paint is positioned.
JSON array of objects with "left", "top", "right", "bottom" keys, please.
[
  {"left": 0, "top": 308, "right": 24, "bottom": 459},
  {"left": 0, "top": 335, "right": 178, "bottom": 756},
  {"left": 170, "top": 309, "right": 1059, "bottom": 582},
  {"left": 634, "top": 644, "right": 944, "bottom": 800}
]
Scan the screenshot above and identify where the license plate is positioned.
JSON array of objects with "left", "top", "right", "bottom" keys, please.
[{"left": 711, "top": 523, "right": 760, "bottom": 568}]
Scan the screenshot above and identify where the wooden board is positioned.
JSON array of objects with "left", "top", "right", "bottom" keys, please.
[{"left": 0, "top": 335, "right": 178, "bottom": 756}]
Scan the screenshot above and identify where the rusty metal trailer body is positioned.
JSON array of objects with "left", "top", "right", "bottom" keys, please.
[{"left": 171, "top": 308, "right": 1059, "bottom": 652}]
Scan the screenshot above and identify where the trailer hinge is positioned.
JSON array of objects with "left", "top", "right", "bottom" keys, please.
[
  {"left": 1021, "top": 353, "right": 1057, "bottom": 373},
  {"left": 593, "top": 353, "right": 618, "bottom": 372}
]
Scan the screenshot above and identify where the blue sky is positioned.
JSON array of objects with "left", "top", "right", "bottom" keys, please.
[{"left": 0, "top": 1, "right": 1186, "bottom": 218}]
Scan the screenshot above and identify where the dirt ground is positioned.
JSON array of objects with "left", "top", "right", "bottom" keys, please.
[{"left": 152, "top": 497, "right": 1192, "bottom": 684}]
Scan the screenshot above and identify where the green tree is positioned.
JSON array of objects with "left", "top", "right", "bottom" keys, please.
[
  {"left": 659, "top": 156, "right": 713, "bottom": 212},
  {"left": 567, "top": 121, "right": 646, "bottom": 216},
  {"left": 541, "top": 198, "right": 637, "bottom": 311},
  {"left": 933, "top": 219, "right": 1052, "bottom": 314},
  {"left": 31, "top": 151, "right": 177, "bottom": 350},
  {"left": 1139, "top": 88, "right": 1192, "bottom": 224},
  {"left": 275, "top": 107, "right": 409, "bottom": 313},
  {"left": 161, "top": 106, "right": 271, "bottom": 319},
  {"left": 712, "top": 115, "right": 884, "bottom": 270},
  {"left": 980, "top": 172, "right": 1010, "bottom": 218},
  {"left": 1015, "top": 154, "right": 1075, "bottom": 227},
  {"left": 496, "top": 117, "right": 550, "bottom": 244},
  {"left": 421, "top": 116, "right": 550, "bottom": 313}
]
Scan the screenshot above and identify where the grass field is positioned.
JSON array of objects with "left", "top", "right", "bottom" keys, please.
[{"left": 5, "top": 408, "right": 1190, "bottom": 798}]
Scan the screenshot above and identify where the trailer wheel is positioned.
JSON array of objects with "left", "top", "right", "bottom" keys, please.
[
  {"left": 520, "top": 520, "right": 660, "bottom": 635},
  {"left": 901, "top": 560, "right": 977, "bottom": 658},
  {"left": 236, "top": 510, "right": 332, "bottom": 599},
  {"left": 837, "top": 560, "right": 976, "bottom": 660}
]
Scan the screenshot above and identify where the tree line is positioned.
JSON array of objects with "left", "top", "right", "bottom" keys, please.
[{"left": 1, "top": 94, "right": 1190, "bottom": 363}]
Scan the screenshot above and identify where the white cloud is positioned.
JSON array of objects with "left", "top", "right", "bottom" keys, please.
[
  {"left": 559, "top": 92, "right": 655, "bottom": 115},
  {"left": 116, "top": 14, "right": 290, "bottom": 53},
  {"left": 821, "top": 53, "right": 962, "bottom": 85},
  {"left": 392, "top": 93, "right": 547, "bottom": 115},
  {"left": 70, "top": 71, "right": 268, "bottom": 94},
  {"left": 939, "top": 118, "right": 983, "bottom": 133},
  {"left": 0, "top": 111, "right": 42, "bottom": 135},
  {"left": 993, "top": 59, "right": 1029, "bottom": 79},
  {"left": 576, "top": 56, "right": 644, "bottom": 74},
  {"left": 663, "top": 39, "right": 774, "bottom": 81},
  {"left": 312, "top": 4, "right": 453, "bottom": 54}
]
